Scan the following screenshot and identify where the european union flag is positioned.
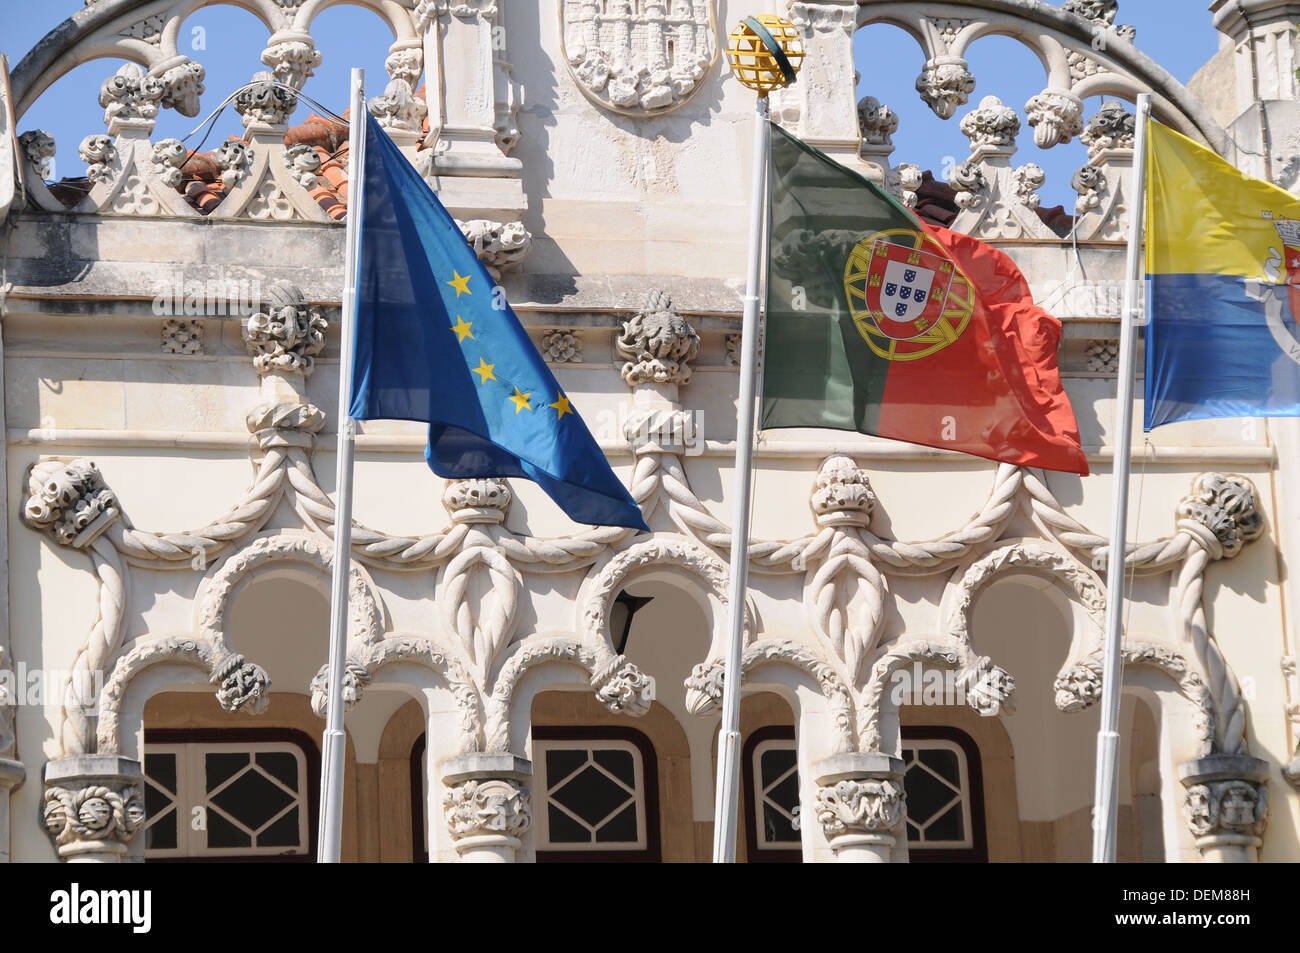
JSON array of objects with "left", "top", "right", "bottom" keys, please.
[{"left": 350, "top": 119, "right": 649, "bottom": 531}]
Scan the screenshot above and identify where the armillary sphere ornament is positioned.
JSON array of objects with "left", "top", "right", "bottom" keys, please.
[{"left": 725, "top": 15, "right": 805, "bottom": 95}]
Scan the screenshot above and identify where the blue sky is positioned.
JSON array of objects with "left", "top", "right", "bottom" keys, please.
[{"left": 3, "top": 1, "right": 1222, "bottom": 209}]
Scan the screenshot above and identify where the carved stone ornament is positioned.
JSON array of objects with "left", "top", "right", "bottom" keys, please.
[
  {"left": 234, "top": 71, "right": 298, "bottom": 128},
  {"left": 212, "top": 653, "right": 271, "bottom": 715},
  {"left": 915, "top": 55, "right": 976, "bottom": 120},
  {"left": 79, "top": 134, "right": 116, "bottom": 185},
  {"left": 1175, "top": 473, "right": 1264, "bottom": 560},
  {"left": 857, "top": 96, "right": 898, "bottom": 149},
  {"left": 1073, "top": 164, "right": 1105, "bottom": 215},
  {"left": 282, "top": 143, "right": 322, "bottom": 190},
  {"left": 443, "top": 777, "right": 532, "bottom": 840},
  {"left": 99, "top": 63, "right": 164, "bottom": 128},
  {"left": 1024, "top": 87, "right": 1084, "bottom": 148},
  {"left": 1080, "top": 100, "right": 1136, "bottom": 163},
  {"left": 1084, "top": 338, "right": 1119, "bottom": 373},
  {"left": 617, "top": 289, "right": 700, "bottom": 386},
  {"left": 18, "top": 129, "right": 55, "bottom": 180},
  {"left": 591, "top": 655, "right": 655, "bottom": 716},
  {"left": 541, "top": 328, "right": 582, "bottom": 364},
  {"left": 560, "top": 0, "right": 718, "bottom": 116},
  {"left": 815, "top": 778, "right": 905, "bottom": 839},
  {"left": 156, "top": 57, "right": 206, "bottom": 118},
  {"left": 23, "top": 459, "right": 120, "bottom": 547},
  {"left": 309, "top": 659, "right": 373, "bottom": 717},
  {"left": 369, "top": 78, "right": 429, "bottom": 137},
  {"left": 959, "top": 656, "right": 1017, "bottom": 716},
  {"left": 1179, "top": 754, "right": 1270, "bottom": 850},
  {"left": 1054, "top": 656, "right": 1103, "bottom": 712},
  {"left": 959, "top": 95, "right": 1020, "bottom": 153},
  {"left": 42, "top": 756, "right": 146, "bottom": 860},
  {"left": 261, "top": 35, "right": 322, "bottom": 90},
  {"left": 161, "top": 318, "right": 203, "bottom": 354},
  {"left": 456, "top": 219, "right": 531, "bottom": 280},
  {"left": 243, "top": 280, "right": 327, "bottom": 375},
  {"left": 443, "top": 477, "right": 513, "bottom": 524},
  {"left": 810, "top": 455, "right": 875, "bottom": 527},
  {"left": 151, "top": 138, "right": 188, "bottom": 189}
]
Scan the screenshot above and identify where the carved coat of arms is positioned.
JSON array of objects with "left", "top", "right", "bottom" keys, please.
[{"left": 560, "top": 0, "right": 718, "bottom": 116}]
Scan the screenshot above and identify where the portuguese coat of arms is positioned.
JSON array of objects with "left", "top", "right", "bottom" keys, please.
[{"left": 560, "top": 0, "right": 718, "bottom": 116}]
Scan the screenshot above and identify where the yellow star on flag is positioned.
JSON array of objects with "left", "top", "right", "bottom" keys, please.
[
  {"left": 451, "top": 317, "right": 474, "bottom": 342},
  {"left": 446, "top": 270, "right": 472, "bottom": 297},
  {"left": 508, "top": 387, "right": 532, "bottom": 414},
  {"left": 549, "top": 392, "right": 573, "bottom": 420},
  {"left": 472, "top": 358, "right": 496, "bottom": 384}
]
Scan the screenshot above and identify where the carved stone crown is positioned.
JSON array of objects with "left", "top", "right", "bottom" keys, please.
[
  {"left": 617, "top": 289, "right": 701, "bottom": 386},
  {"left": 24, "top": 459, "right": 120, "bottom": 547},
  {"left": 810, "top": 455, "right": 876, "bottom": 526},
  {"left": 1176, "top": 473, "right": 1264, "bottom": 560},
  {"left": 443, "top": 478, "right": 513, "bottom": 524}
]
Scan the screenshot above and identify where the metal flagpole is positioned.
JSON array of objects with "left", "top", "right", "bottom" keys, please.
[
  {"left": 318, "top": 67, "right": 366, "bottom": 864},
  {"left": 1092, "top": 92, "right": 1150, "bottom": 863},
  {"left": 712, "top": 93, "right": 770, "bottom": 863}
]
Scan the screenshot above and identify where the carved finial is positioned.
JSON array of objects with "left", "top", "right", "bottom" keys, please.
[
  {"left": 234, "top": 70, "right": 298, "bottom": 128},
  {"left": 17, "top": 130, "right": 55, "bottom": 180},
  {"left": 915, "top": 55, "right": 976, "bottom": 120},
  {"left": 1176, "top": 473, "right": 1264, "bottom": 559},
  {"left": 443, "top": 477, "right": 513, "bottom": 524},
  {"left": 810, "top": 455, "right": 875, "bottom": 527},
  {"left": 24, "top": 459, "right": 120, "bottom": 547},
  {"left": 1024, "top": 87, "right": 1083, "bottom": 148},
  {"left": 959, "top": 94, "right": 1020, "bottom": 153},
  {"left": 617, "top": 290, "right": 700, "bottom": 386},
  {"left": 369, "top": 78, "right": 429, "bottom": 137},
  {"left": 98, "top": 63, "right": 164, "bottom": 128},
  {"left": 1080, "top": 101, "right": 1136, "bottom": 163},
  {"left": 857, "top": 95, "right": 899, "bottom": 150},
  {"left": 243, "top": 280, "right": 327, "bottom": 375},
  {"left": 1063, "top": 0, "right": 1119, "bottom": 27}
]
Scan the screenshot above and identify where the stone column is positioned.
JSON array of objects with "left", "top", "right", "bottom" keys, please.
[
  {"left": 42, "top": 756, "right": 145, "bottom": 863},
  {"left": 440, "top": 752, "right": 532, "bottom": 863},
  {"left": 812, "top": 752, "right": 906, "bottom": 863},
  {"left": 777, "top": 2, "right": 864, "bottom": 172},
  {"left": 1179, "top": 754, "right": 1269, "bottom": 863}
]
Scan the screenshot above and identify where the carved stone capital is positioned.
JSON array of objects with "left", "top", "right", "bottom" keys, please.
[
  {"left": 243, "top": 280, "right": 327, "bottom": 376},
  {"left": 813, "top": 753, "right": 905, "bottom": 861},
  {"left": 440, "top": 753, "right": 532, "bottom": 861},
  {"left": 915, "top": 55, "right": 975, "bottom": 121},
  {"left": 24, "top": 458, "right": 120, "bottom": 548},
  {"left": 617, "top": 290, "right": 700, "bottom": 386},
  {"left": 1179, "top": 755, "right": 1269, "bottom": 858},
  {"left": 1176, "top": 473, "right": 1264, "bottom": 560},
  {"left": 591, "top": 655, "right": 655, "bottom": 716},
  {"left": 43, "top": 756, "right": 145, "bottom": 862},
  {"left": 234, "top": 71, "right": 298, "bottom": 128},
  {"left": 810, "top": 455, "right": 875, "bottom": 527},
  {"left": 443, "top": 477, "right": 512, "bottom": 524}
]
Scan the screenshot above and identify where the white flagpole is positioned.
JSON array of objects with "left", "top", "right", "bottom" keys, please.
[
  {"left": 1092, "top": 92, "right": 1150, "bottom": 863},
  {"left": 712, "top": 93, "right": 770, "bottom": 863},
  {"left": 318, "top": 67, "right": 366, "bottom": 864}
]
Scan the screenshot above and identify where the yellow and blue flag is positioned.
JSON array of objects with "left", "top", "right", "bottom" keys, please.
[
  {"left": 1145, "top": 120, "right": 1300, "bottom": 429},
  {"left": 350, "top": 119, "right": 648, "bottom": 530}
]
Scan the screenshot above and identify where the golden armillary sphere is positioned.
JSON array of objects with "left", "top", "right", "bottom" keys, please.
[{"left": 725, "top": 15, "right": 805, "bottom": 95}]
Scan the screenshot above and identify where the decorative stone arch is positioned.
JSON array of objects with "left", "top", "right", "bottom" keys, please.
[
  {"left": 292, "top": 0, "right": 421, "bottom": 44},
  {"left": 576, "top": 536, "right": 756, "bottom": 664},
  {"left": 195, "top": 533, "right": 386, "bottom": 658},
  {"left": 95, "top": 633, "right": 273, "bottom": 755},
  {"left": 941, "top": 539, "right": 1107, "bottom": 666}
]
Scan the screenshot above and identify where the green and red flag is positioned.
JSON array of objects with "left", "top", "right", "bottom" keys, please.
[{"left": 761, "top": 123, "right": 1089, "bottom": 475}]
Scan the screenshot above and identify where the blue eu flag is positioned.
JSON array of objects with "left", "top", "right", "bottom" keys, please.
[{"left": 350, "top": 119, "right": 649, "bottom": 531}]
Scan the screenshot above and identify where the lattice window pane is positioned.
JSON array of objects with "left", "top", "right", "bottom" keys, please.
[
  {"left": 536, "top": 740, "right": 646, "bottom": 851},
  {"left": 902, "top": 741, "right": 972, "bottom": 849}
]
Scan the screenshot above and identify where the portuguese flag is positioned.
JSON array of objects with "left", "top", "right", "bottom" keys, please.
[{"left": 761, "top": 124, "right": 1089, "bottom": 475}]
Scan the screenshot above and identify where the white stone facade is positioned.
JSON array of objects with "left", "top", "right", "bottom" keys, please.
[{"left": 0, "top": 0, "right": 1295, "bottom": 863}]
